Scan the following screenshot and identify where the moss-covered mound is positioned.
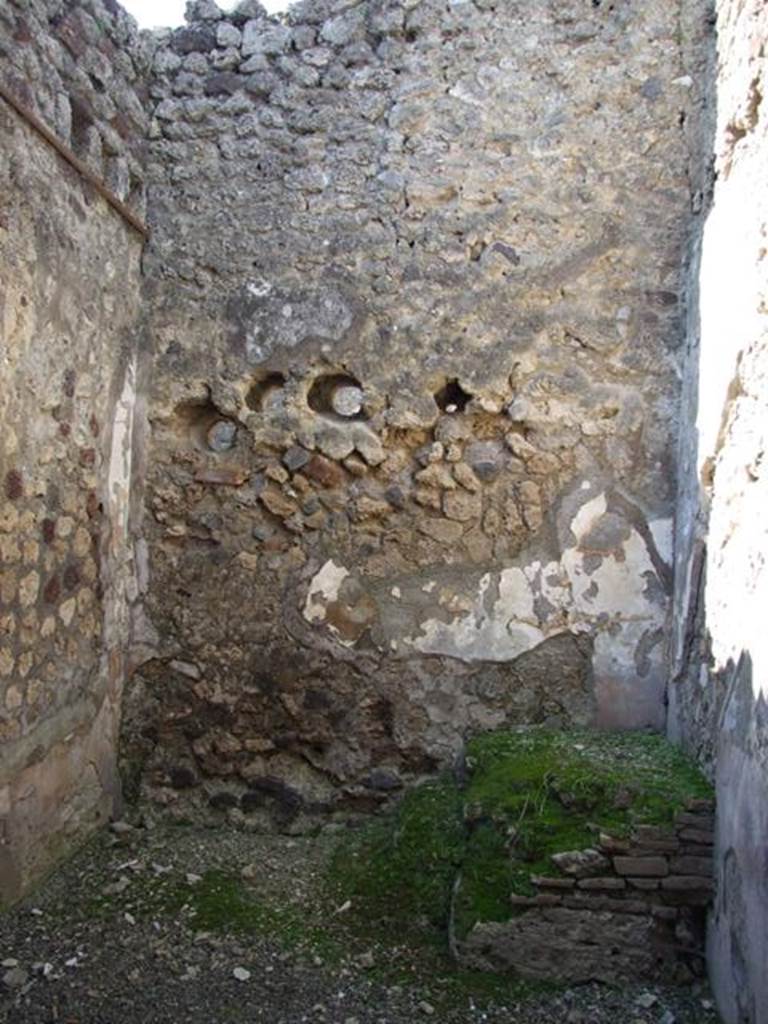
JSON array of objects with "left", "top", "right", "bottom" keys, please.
[{"left": 327, "top": 728, "right": 713, "bottom": 948}]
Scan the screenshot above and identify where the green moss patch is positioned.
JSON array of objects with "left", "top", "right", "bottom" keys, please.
[
  {"left": 327, "top": 778, "right": 465, "bottom": 938},
  {"left": 328, "top": 728, "right": 713, "bottom": 947},
  {"left": 82, "top": 728, "right": 712, "bottom": 1012}
]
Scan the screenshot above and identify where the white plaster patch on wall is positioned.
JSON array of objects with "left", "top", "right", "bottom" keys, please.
[
  {"left": 301, "top": 493, "right": 669, "bottom": 694},
  {"left": 107, "top": 355, "right": 137, "bottom": 544},
  {"left": 536, "top": 561, "right": 573, "bottom": 610},
  {"left": 408, "top": 566, "right": 547, "bottom": 662},
  {"left": 564, "top": 531, "right": 658, "bottom": 618},
  {"left": 303, "top": 560, "right": 350, "bottom": 624},
  {"left": 570, "top": 492, "right": 608, "bottom": 542},
  {"left": 406, "top": 497, "right": 666, "bottom": 668},
  {"left": 298, "top": 482, "right": 669, "bottom": 728}
]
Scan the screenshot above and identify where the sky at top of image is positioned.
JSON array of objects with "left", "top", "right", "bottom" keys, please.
[{"left": 121, "top": 0, "right": 288, "bottom": 29}]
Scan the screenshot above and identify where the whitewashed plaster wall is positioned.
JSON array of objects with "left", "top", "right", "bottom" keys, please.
[{"left": 671, "top": 1, "right": 768, "bottom": 1020}]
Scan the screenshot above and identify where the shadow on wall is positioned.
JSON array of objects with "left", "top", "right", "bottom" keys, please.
[
  {"left": 669, "top": 0, "right": 768, "bottom": 1019},
  {"left": 708, "top": 651, "right": 768, "bottom": 1024}
]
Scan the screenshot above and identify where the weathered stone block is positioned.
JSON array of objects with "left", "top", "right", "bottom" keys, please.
[
  {"left": 204, "top": 72, "right": 242, "bottom": 96},
  {"left": 677, "top": 827, "right": 715, "bottom": 845},
  {"left": 598, "top": 832, "right": 631, "bottom": 854},
  {"left": 564, "top": 896, "right": 650, "bottom": 916},
  {"left": 258, "top": 486, "right": 297, "bottom": 519},
  {"left": 417, "top": 518, "right": 463, "bottom": 544},
  {"left": 661, "top": 875, "right": 714, "bottom": 892},
  {"left": 651, "top": 906, "right": 678, "bottom": 921},
  {"left": 551, "top": 850, "right": 610, "bottom": 878},
  {"left": 675, "top": 811, "right": 715, "bottom": 829},
  {"left": 634, "top": 825, "right": 677, "bottom": 843},
  {"left": 304, "top": 455, "right": 346, "bottom": 490},
  {"left": 669, "top": 856, "right": 713, "bottom": 876},
  {"left": 613, "top": 857, "right": 669, "bottom": 878},
  {"left": 577, "top": 877, "right": 627, "bottom": 891},
  {"left": 532, "top": 876, "right": 576, "bottom": 890}
]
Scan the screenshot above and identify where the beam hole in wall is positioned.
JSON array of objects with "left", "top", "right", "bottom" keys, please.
[
  {"left": 246, "top": 372, "right": 286, "bottom": 412},
  {"left": 307, "top": 374, "right": 367, "bottom": 421},
  {"left": 173, "top": 398, "right": 237, "bottom": 453},
  {"left": 434, "top": 379, "right": 472, "bottom": 414}
]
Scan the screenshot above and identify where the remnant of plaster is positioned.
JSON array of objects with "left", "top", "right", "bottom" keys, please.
[
  {"left": 107, "top": 356, "right": 137, "bottom": 543},
  {"left": 303, "top": 560, "right": 350, "bottom": 624},
  {"left": 300, "top": 488, "right": 671, "bottom": 730}
]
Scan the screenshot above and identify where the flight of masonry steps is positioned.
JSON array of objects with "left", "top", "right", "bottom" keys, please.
[{"left": 457, "top": 800, "right": 715, "bottom": 984}]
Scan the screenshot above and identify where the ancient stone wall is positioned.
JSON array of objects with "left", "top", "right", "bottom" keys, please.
[
  {"left": 125, "top": 0, "right": 698, "bottom": 823},
  {"left": 4, "top": 0, "right": 766, "bottom": 1008},
  {"left": 0, "top": 0, "right": 149, "bottom": 209},
  {"left": 0, "top": 0, "right": 148, "bottom": 903},
  {"left": 670, "top": 0, "right": 768, "bottom": 1020}
]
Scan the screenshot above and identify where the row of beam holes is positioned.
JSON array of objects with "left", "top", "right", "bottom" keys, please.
[
  {"left": 187, "top": 375, "right": 369, "bottom": 453},
  {"left": 247, "top": 372, "right": 366, "bottom": 422},
  {"left": 186, "top": 375, "right": 474, "bottom": 456},
  {"left": 304, "top": 375, "right": 472, "bottom": 418},
  {"left": 243, "top": 374, "right": 472, "bottom": 420}
]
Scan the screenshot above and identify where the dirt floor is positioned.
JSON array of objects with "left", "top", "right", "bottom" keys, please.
[{"left": 0, "top": 822, "right": 722, "bottom": 1024}]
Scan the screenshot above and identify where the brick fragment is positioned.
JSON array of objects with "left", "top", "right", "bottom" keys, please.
[
  {"left": 532, "top": 893, "right": 563, "bottom": 907},
  {"left": 627, "top": 840, "right": 680, "bottom": 854},
  {"left": 634, "top": 825, "right": 676, "bottom": 842},
  {"left": 613, "top": 856, "right": 669, "bottom": 877},
  {"left": 678, "top": 827, "right": 714, "bottom": 845},
  {"left": 195, "top": 467, "right": 248, "bottom": 486},
  {"left": 562, "top": 895, "right": 648, "bottom": 915},
  {"left": 304, "top": 454, "right": 346, "bottom": 489},
  {"left": 685, "top": 797, "right": 715, "bottom": 813},
  {"left": 669, "top": 856, "right": 712, "bottom": 876},
  {"left": 598, "top": 832, "right": 630, "bottom": 853},
  {"left": 661, "top": 875, "right": 714, "bottom": 892},
  {"left": 675, "top": 811, "right": 715, "bottom": 830},
  {"left": 510, "top": 895, "right": 537, "bottom": 908},
  {"left": 577, "top": 877, "right": 627, "bottom": 891},
  {"left": 4, "top": 470, "right": 23, "bottom": 500}
]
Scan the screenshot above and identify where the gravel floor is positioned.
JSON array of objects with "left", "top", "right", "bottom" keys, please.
[{"left": 0, "top": 823, "right": 722, "bottom": 1024}]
